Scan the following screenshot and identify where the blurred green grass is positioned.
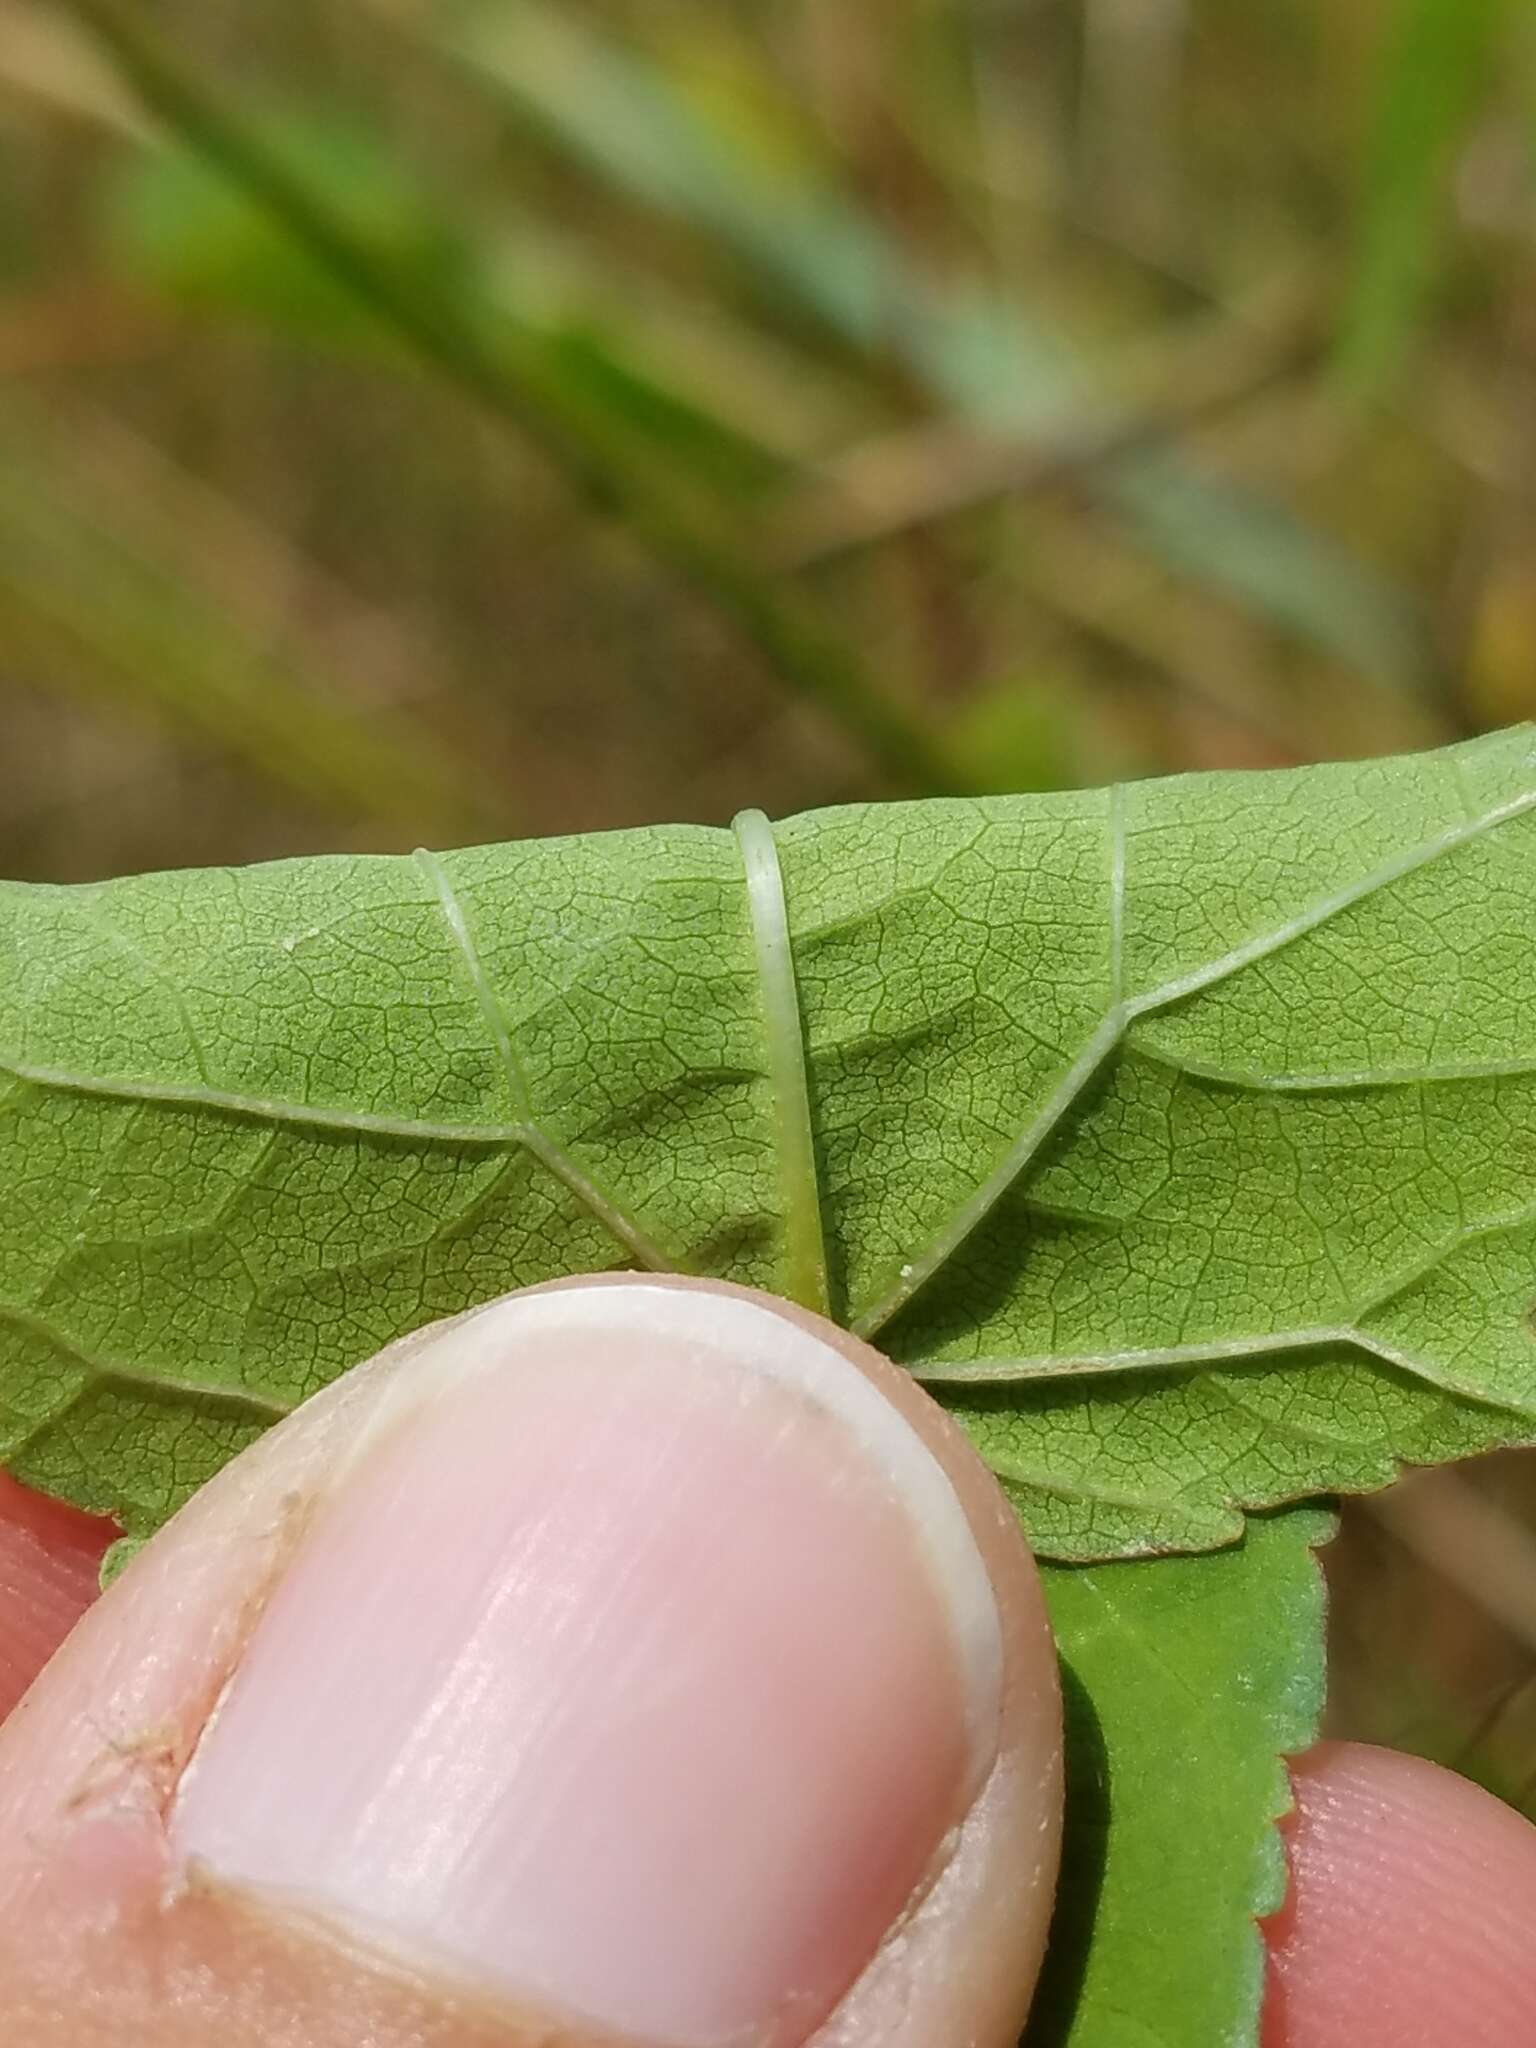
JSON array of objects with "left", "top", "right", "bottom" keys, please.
[
  {"left": 8, "top": 0, "right": 1536, "bottom": 878},
  {"left": 2, "top": 0, "right": 1536, "bottom": 1802}
]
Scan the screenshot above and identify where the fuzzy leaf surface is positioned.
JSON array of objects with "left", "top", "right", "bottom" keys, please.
[{"left": 0, "top": 730, "right": 1534, "bottom": 1551}]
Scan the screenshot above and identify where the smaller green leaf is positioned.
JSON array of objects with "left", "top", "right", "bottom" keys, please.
[{"left": 1028, "top": 1508, "right": 1332, "bottom": 2048}]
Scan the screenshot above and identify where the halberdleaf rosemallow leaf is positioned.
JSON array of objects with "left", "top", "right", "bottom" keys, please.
[
  {"left": 1029, "top": 1509, "right": 1332, "bottom": 2048},
  {"left": 1, "top": 728, "right": 1533, "bottom": 1550}
]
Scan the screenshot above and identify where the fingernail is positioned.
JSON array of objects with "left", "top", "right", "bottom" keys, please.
[{"left": 170, "top": 1279, "right": 1002, "bottom": 2047}]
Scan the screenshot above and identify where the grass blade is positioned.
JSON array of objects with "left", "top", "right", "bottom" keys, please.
[
  {"left": 61, "top": 0, "right": 958, "bottom": 797},
  {"left": 1340, "top": 0, "right": 1506, "bottom": 393}
]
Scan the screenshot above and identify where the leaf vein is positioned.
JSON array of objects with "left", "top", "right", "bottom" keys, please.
[
  {"left": 0, "top": 1303, "right": 293, "bottom": 1426},
  {"left": 733, "top": 809, "right": 829, "bottom": 1315},
  {"left": 855, "top": 780, "right": 1536, "bottom": 1335},
  {"left": 413, "top": 849, "right": 677, "bottom": 1272},
  {"left": 75, "top": 895, "right": 217, "bottom": 1088},
  {"left": 0, "top": 1057, "right": 529, "bottom": 1144}
]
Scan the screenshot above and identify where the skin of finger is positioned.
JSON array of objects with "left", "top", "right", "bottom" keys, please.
[
  {"left": 1262, "top": 1739, "right": 1536, "bottom": 2048},
  {"left": 0, "top": 1476, "right": 114, "bottom": 1721},
  {"left": 0, "top": 1277, "right": 1063, "bottom": 2048}
]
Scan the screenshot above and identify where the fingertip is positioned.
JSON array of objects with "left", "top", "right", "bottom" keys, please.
[
  {"left": 1263, "top": 1740, "right": 1536, "bottom": 2048},
  {"left": 0, "top": 1279, "right": 1062, "bottom": 2047}
]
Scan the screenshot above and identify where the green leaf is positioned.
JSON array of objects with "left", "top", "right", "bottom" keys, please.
[
  {"left": 2, "top": 729, "right": 1536, "bottom": 1551},
  {"left": 1028, "top": 1509, "right": 1331, "bottom": 2048}
]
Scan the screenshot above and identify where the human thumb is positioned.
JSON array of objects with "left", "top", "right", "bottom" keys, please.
[{"left": 0, "top": 1276, "right": 1063, "bottom": 2047}]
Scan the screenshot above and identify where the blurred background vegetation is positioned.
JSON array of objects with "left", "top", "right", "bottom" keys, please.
[{"left": 2, "top": 0, "right": 1534, "bottom": 1806}]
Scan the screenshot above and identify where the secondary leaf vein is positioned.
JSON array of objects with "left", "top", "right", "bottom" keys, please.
[
  {"left": 855, "top": 779, "right": 1536, "bottom": 1335},
  {"left": 413, "top": 848, "right": 676, "bottom": 1272},
  {"left": 0, "top": 1303, "right": 293, "bottom": 1426}
]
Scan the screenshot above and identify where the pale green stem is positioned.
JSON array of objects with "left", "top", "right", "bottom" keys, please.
[{"left": 734, "top": 809, "right": 830, "bottom": 1316}]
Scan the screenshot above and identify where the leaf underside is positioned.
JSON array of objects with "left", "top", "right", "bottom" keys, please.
[{"left": 0, "top": 727, "right": 1532, "bottom": 1552}]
